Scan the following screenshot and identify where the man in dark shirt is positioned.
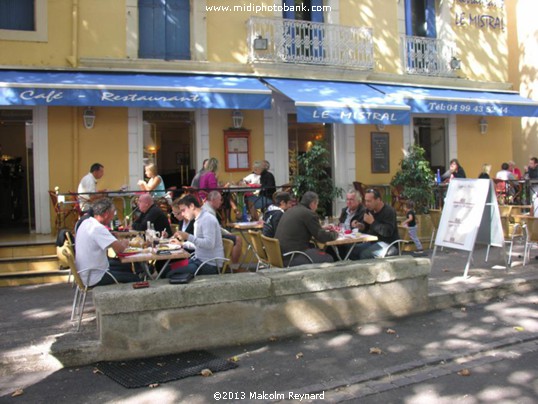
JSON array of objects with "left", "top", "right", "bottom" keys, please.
[
  {"left": 349, "top": 188, "right": 400, "bottom": 260},
  {"left": 525, "top": 157, "right": 538, "bottom": 179},
  {"left": 262, "top": 191, "right": 293, "bottom": 238},
  {"left": 275, "top": 191, "right": 337, "bottom": 266},
  {"left": 131, "top": 193, "right": 172, "bottom": 236}
]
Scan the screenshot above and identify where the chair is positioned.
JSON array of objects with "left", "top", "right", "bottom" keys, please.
[
  {"left": 248, "top": 230, "right": 270, "bottom": 271},
  {"left": 377, "top": 239, "right": 409, "bottom": 258},
  {"left": 523, "top": 217, "right": 538, "bottom": 265},
  {"left": 485, "top": 215, "right": 523, "bottom": 267},
  {"left": 429, "top": 209, "right": 442, "bottom": 249},
  {"left": 260, "top": 234, "right": 313, "bottom": 268},
  {"left": 494, "top": 179, "right": 508, "bottom": 204},
  {"left": 193, "top": 238, "right": 233, "bottom": 276},
  {"left": 48, "top": 190, "right": 80, "bottom": 233},
  {"left": 56, "top": 230, "right": 75, "bottom": 283},
  {"left": 62, "top": 245, "right": 119, "bottom": 331}
]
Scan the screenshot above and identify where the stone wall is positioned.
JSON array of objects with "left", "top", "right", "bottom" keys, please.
[{"left": 93, "top": 257, "right": 430, "bottom": 361}]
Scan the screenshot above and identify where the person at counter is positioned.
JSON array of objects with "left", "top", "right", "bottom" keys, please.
[
  {"left": 77, "top": 163, "right": 104, "bottom": 212},
  {"left": 131, "top": 193, "right": 172, "bottom": 236},
  {"left": 75, "top": 198, "right": 139, "bottom": 286}
]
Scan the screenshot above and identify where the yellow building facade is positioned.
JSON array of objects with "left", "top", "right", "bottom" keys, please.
[{"left": 0, "top": 0, "right": 536, "bottom": 233}]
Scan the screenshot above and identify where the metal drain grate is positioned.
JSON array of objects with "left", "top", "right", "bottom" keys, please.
[{"left": 96, "top": 350, "right": 238, "bottom": 388}]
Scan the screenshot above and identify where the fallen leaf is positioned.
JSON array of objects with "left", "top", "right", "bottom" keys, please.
[
  {"left": 369, "top": 347, "right": 383, "bottom": 355},
  {"left": 201, "top": 368, "right": 213, "bottom": 377},
  {"left": 458, "top": 369, "right": 471, "bottom": 376},
  {"left": 386, "top": 328, "right": 397, "bottom": 334},
  {"left": 513, "top": 326, "right": 525, "bottom": 332},
  {"left": 460, "top": 307, "right": 467, "bottom": 312},
  {"left": 156, "top": 362, "right": 165, "bottom": 367},
  {"left": 92, "top": 368, "right": 103, "bottom": 375},
  {"left": 11, "top": 389, "right": 24, "bottom": 397},
  {"left": 269, "top": 336, "right": 278, "bottom": 342},
  {"left": 149, "top": 383, "right": 159, "bottom": 388},
  {"left": 229, "top": 356, "right": 239, "bottom": 362},
  {"left": 295, "top": 352, "right": 304, "bottom": 359}
]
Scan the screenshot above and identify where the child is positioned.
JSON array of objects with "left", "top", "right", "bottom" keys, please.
[{"left": 402, "top": 201, "right": 424, "bottom": 256}]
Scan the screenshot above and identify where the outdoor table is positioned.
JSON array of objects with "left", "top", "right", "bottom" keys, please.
[
  {"left": 119, "top": 247, "right": 190, "bottom": 280},
  {"left": 111, "top": 230, "right": 143, "bottom": 239},
  {"left": 229, "top": 221, "right": 263, "bottom": 269},
  {"left": 325, "top": 233, "right": 378, "bottom": 261}
]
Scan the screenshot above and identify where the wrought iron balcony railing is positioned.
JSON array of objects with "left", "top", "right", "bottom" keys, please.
[
  {"left": 247, "top": 16, "right": 374, "bottom": 69},
  {"left": 401, "top": 35, "right": 458, "bottom": 76}
]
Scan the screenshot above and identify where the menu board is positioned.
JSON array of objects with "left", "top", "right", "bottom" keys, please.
[
  {"left": 435, "top": 179, "right": 503, "bottom": 251},
  {"left": 370, "top": 132, "right": 389, "bottom": 173}
]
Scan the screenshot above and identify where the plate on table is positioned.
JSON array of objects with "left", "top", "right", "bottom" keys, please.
[
  {"left": 157, "top": 244, "right": 182, "bottom": 251},
  {"left": 118, "top": 247, "right": 143, "bottom": 257}
]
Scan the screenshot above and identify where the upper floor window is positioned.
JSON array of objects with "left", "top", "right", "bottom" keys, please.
[
  {"left": 0, "top": 0, "right": 34, "bottom": 31},
  {"left": 138, "top": 0, "right": 190, "bottom": 60},
  {"left": 283, "top": 0, "right": 324, "bottom": 22},
  {"left": 405, "top": 0, "right": 437, "bottom": 38},
  {"left": 0, "top": 0, "right": 47, "bottom": 42}
]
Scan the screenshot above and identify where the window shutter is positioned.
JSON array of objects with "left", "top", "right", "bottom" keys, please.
[{"left": 164, "top": 0, "right": 190, "bottom": 60}]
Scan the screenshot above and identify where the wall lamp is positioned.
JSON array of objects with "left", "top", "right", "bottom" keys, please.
[
  {"left": 479, "top": 117, "right": 488, "bottom": 135},
  {"left": 83, "top": 107, "right": 96, "bottom": 129},
  {"left": 232, "top": 110, "right": 244, "bottom": 129},
  {"left": 253, "top": 35, "right": 268, "bottom": 50},
  {"left": 376, "top": 123, "right": 385, "bottom": 131},
  {"left": 450, "top": 56, "right": 461, "bottom": 70}
]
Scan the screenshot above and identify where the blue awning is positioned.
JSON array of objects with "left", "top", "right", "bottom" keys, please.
[
  {"left": 264, "top": 78, "right": 411, "bottom": 125},
  {"left": 0, "top": 70, "right": 272, "bottom": 109},
  {"left": 371, "top": 84, "right": 538, "bottom": 117}
]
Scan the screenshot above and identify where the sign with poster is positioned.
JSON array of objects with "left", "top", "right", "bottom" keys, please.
[
  {"left": 433, "top": 178, "right": 505, "bottom": 277},
  {"left": 224, "top": 130, "right": 250, "bottom": 172}
]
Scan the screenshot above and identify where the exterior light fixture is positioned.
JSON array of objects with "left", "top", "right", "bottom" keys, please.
[
  {"left": 83, "top": 107, "right": 96, "bottom": 129},
  {"left": 376, "top": 123, "right": 385, "bottom": 131},
  {"left": 450, "top": 56, "right": 461, "bottom": 70},
  {"left": 232, "top": 110, "right": 244, "bottom": 129},
  {"left": 479, "top": 117, "right": 488, "bottom": 135},
  {"left": 253, "top": 35, "right": 268, "bottom": 50}
]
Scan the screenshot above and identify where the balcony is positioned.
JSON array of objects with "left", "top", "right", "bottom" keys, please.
[
  {"left": 247, "top": 17, "right": 374, "bottom": 70},
  {"left": 401, "top": 35, "right": 458, "bottom": 77}
]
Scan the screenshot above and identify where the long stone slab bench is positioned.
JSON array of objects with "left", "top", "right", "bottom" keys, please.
[{"left": 92, "top": 257, "right": 430, "bottom": 361}]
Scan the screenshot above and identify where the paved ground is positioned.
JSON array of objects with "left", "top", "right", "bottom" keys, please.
[{"left": 1, "top": 242, "right": 538, "bottom": 402}]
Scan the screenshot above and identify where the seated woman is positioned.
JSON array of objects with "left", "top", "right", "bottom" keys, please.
[{"left": 137, "top": 163, "right": 166, "bottom": 197}]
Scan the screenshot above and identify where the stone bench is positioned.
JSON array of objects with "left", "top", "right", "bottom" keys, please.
[{"left": 93, "top": 257, "right": 430, "bottom": 361}]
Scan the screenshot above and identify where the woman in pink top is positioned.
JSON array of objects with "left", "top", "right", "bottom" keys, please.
[{"left": 198, "top": 157, "right": 219, "bottom": 200}]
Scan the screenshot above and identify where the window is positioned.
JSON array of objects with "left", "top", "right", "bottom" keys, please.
[
  {"left": 138, "top": 0, "right": 190, "bottom": 60},
  {"left": 0, "top": 0, "right": 46, "bottom": 42},
  {"left": 405, "top": 0, "right": 437, "bottom": 38}
]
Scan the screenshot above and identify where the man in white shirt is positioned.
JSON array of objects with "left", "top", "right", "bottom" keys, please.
[
  {"left": 75, "top": 198, "right": 139, "bottom": 286},
  {"left": 495, "top": 162, "right": 516, "bottom": 181},
  {"left": 77, "top": 163, "right": 105, "bottom": 212}
]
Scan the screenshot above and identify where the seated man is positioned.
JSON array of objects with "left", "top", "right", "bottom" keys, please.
[
  {"left": 75, "top": 198, "right": 139, "bottom": 286},
  {"left": 203, "top": 191, "right": 243, "bottom": 270},
  {"left": 339, "top": 189, "right": 366, "bottom": 230},
  {"left": 131, "top": 193, "right": 172, "bottom": 236},
  {"left": 167, "top": 195, "right": 224, "bottom": 276},
  {"left": 275, "top": 191, "right": 337, "bottom": 266},
  {"left": 349, "top": 188, "right": 400, "bottom": 260},
  {"left": 262, "top": 191, "right": 293, "bottom": 238}
]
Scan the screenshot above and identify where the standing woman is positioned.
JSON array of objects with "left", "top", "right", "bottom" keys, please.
[
  {"left": 137, "top": 163, "right": 166, "bottom": 197},
  {"left": 198, "top": 157, "right": 219, "bottom": 200}
]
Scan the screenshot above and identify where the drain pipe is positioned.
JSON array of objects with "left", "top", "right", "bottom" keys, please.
[{"left": 67, "top": 0, "right": 79, "bottom": 67}]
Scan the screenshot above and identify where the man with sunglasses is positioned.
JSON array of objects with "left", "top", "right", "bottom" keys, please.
[{"left": 349, "top": 188, "right": 400, "bottom": 260}]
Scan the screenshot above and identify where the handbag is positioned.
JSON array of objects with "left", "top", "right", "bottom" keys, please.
[{"left": 168, "top": 272, "right": 194, "bottom": 284}]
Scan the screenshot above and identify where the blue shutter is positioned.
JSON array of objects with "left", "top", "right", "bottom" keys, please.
[
  {"left": 311, "top": 0, "right": 323, "bottom": 23},
  {"left": 0, "top": 0, "right": 34, "bottom": 31},
  {"left": 404, "top": 0, "right": 413, "bottom": 35},
  {"left": 139, "top": 0, "right": 165, "bottom": 59},
  {"left": 165, "top": 0, "right": 190, "bottom": 60},
  {"left": 425, "top": 0, "right": 437, "bottom": 38},
  {"left": 283, "top": 0, "right": 294, "bottom": 19}
]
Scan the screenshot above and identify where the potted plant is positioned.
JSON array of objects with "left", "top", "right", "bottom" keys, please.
[
  {"left": 391, "top": 144, "right": 435, "bottom": 248},
  {"left": 292, "top": 140, "right": 343, "bottom": 217}
]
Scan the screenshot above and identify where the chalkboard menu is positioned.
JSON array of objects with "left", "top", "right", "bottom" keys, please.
[{"left": 370, "top": 132, "right": 389, "bottom": 173}]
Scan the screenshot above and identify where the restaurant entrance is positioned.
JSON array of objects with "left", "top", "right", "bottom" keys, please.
[
  {"left": 0, "top": 109, "right": 34, "bottom": 233},
  {"left": 413, "top": 117, "right": 447, "bottom": 174},
  {"left": 142, "top": 111, "right": 195, "bottom": 191}
]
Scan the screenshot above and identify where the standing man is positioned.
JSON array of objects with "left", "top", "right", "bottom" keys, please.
[
  {"left": 77, "top": 163, "right": 104, "bottom": 212},
  {"left": 248, "top": 159, "right": 276, "bottom": 220},
  {"left": 349, "top": 188, "right": 400, "bottom": 260},
  {"left": 262, "top": 191, "right": 293, "bottom": 238},
  {"left": 75, "top": 198, "right": 139, "bottom": 286},
  {"left": 339, "top": 189, "right": 366, "bottom": 230},
  {"left": 168, "top": 195, "right": 224, "bottom": 276},
  {"left": 131, "top": 193, "right": 172, "bottom": 236},
  {"left": 275, "top": 191, "right": 337, "bottom": 266}
]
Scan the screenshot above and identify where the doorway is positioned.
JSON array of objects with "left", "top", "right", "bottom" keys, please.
[
  {"left": 0, "top": 109, "right": 34, "bottom": 232},
  {"left": 142, "top": 111, "right": 194, "bottom": 191},
  {"left": 413, "top": 116, "right": 447, "bottom": 173}
]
